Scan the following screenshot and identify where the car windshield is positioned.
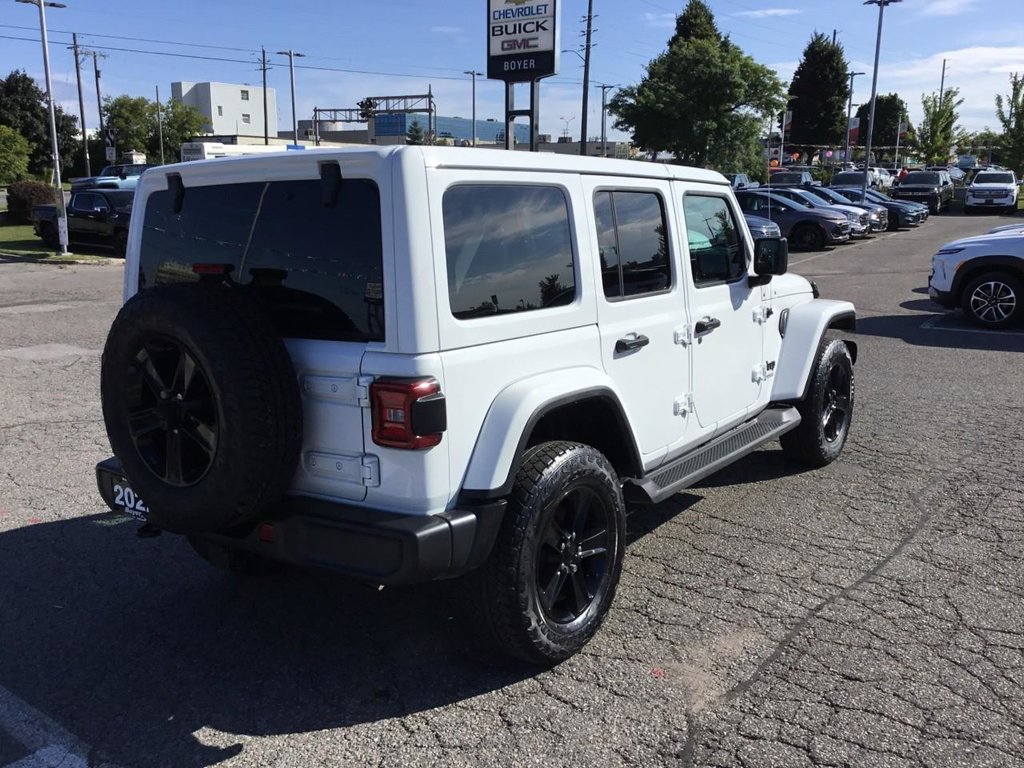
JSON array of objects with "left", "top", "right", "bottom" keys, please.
[
  {"left": 818, "top": 189, "right": 854, "bottom": 204},
  {"left": 973, "top": 172, "right": 1014, "bottom": 184},
  {"left": 902, "top": 172, "right": 940, "bottom": 185},
  {"left": 801, "top": 191, "right": 832, "bottom": 206}
]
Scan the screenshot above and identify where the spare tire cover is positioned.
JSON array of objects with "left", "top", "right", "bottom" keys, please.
[{"left": 101, "top": 282, "right": 302, "bottom": 534}]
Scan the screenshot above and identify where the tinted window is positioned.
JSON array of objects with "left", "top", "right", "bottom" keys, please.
[
  {"left": 903, "top": 172, "right": 940, "bottom": 185},
  {"left": 443, "top": 185, "right": 575, "bottom": 319},
  {"left": 974, "top": 173, "right": 1014, "bottom": 184},
  {"left": 105, "top": 191, "right": 135, "bottom": 209},
  {"left": 683, "top": 195, "right": 746, "bottom": 286},
  {"left": 832, "top": 172, "right": 865, "bottom": 185},
  {"left": 771, "top": 173, "right": 803, "bottom": 184},
  {"left": 139, "top": 176, "right": 385, "bottom": 342},
  {"left": 71, "top": 193, "right": 102, "bottom": 212},
  {"left": 594, "top": 190, "right": 670, "bottom": 299},
  {"left": 737, "top": 194, "right": 789, "bottom": 215}
]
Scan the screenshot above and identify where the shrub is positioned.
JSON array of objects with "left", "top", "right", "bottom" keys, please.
[{"left": 5, "top": 180, "right": 57, "bottom": 223}]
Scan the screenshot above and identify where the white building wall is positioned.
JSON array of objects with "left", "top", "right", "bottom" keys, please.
[{"left": 172, "top": 81, "right": 278, "bottom": 137}]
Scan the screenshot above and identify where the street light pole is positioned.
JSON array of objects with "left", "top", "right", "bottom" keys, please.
[
  {"left": 862, "top": 0, "right": 901, "bottom": 198},
  {"left": 844, "top": 71, "right": 864, "bottom": 165},
  {"left": 16, "top": 0, "right": 68, "bottom": 254},
  {"left": 276, "top": 49, "right": 305, "bottom": 144},
  {"left": 598, "top": 84, "right": 617, "bottom": 157},
  {"left": 464, "top": 70, "right": 483, "bottom": 147}
]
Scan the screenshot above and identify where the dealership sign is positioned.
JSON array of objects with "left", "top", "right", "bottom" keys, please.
[{"left": 487, "top": 0, "right": 559, "bottom": 82}]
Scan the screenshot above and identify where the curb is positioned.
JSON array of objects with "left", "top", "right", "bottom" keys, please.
[{"left": 0, "top": 252, "right": 124, "bottom": 266}]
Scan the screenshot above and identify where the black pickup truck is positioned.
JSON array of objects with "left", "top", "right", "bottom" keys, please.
[{"left": 32, "top": 189, "right": 134, "bottom": 254}]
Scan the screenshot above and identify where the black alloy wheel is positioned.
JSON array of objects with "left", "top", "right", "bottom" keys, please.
[
  {"left": 126, "top": 338, "right": 218, "bottom": 487},
  {"left": 780, "top": 339, "right": 855, "bottom": 468},
  {"left": 535, "top": 482, "right": 613, "bottom": 625},
  {"left": 472, "top": 441, "right": 626, "bottom": 665},
  {"left": 821, "top": 362, "right": 852, "bottom": 445}
]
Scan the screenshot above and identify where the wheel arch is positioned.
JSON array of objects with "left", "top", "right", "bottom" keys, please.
[
  {"left": 771, "top": 299, "right": 857, "bottom": 402},
  {"left": 951, "top": 257, "right": 1024, "bottom": 302},
  {"left": 458, "top": 369, "right": 643, "bottom": 503}
]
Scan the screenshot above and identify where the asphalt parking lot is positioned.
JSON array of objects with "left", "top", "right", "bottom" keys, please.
[{"left": 1, "top": 211, "right": 1022, "bottom": 768}]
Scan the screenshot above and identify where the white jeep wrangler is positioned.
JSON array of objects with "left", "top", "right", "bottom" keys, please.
[{"left": 96, "top": 147, "right": 857, "bottom": 664}]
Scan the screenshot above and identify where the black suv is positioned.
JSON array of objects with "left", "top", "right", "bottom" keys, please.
[{"left": 891, "top": 170, "right": 953, "bottom": 213}]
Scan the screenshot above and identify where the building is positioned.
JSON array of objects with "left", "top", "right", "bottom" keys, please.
[
  {"left": 298, "top": 114, "right": 531, "bottom": 146},
  {"left": 172, "top": 81, "right": 278, "bottom": 138}
]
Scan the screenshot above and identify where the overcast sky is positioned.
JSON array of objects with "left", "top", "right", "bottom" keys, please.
[{"left": 2, "top": 0, "right": 1022, "bottom": 142}]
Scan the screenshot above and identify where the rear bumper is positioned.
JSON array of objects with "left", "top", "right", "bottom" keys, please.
[{"left": 96, "top": 457, "right": 505, "bottom": 585}]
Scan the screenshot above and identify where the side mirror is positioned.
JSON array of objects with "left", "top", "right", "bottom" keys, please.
[{"left": 753, "top": 237, "right": 788, "bottom": 278}]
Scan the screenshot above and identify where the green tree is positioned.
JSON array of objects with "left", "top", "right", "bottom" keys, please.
[
  {"left": 995, "top": 72, "right": 1024, "bottom": 176},
  {"left": 961, "top": 128, "right": 1002, "bottom": 165},
  {"left": 0, "top": 70, "right": 78, "bottom": 177},
  {"left": 152, "top": 98, "right": 206, "bottom": 162},
  {"left": 103, "top": 95, "right": 154, "bottom": 157},
  {"left": 609, "top": 0, "right": 785, "bottom": 171},
  {"left": 787, "top": 33, "right": 850, "bottom": 149},
  {"left": 853, "top": 94, "right": 912, "bottom": 165},
  {"left": 0, "top": 124, "right": 31, "bottom": 184},
  {"left": 406, "top": 120, "right": 425, "bottom": 145},
  {"left": 911, "top": 88, "right": 968, "bottom": 165}
]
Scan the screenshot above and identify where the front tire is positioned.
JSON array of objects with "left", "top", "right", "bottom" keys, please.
[
  {"left": 961, "top": 271, "right": 1022, "bottom": 329},
  {"left": 472, "top": 441, "right": 626, "bottom": 665},
  {"left": 792, "top": 223, "right": 826, "bottom": 251},
  {"left": 780, "top": 339, "right": 855, "bottom": 468}
]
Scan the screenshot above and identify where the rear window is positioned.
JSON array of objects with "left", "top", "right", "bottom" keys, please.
[
  {"left": 973, "top": 173, "right": 1014, "bottom": 184},
  {"left": 442, "top": 185, "right": 575, "bottom": 319},
  {"left": 138, "top": 176, "right": 385, "bottom": 342},
  {"left": 771, "top": 173, "right": 803, "bottom": 184},
  {"left": 832, "top": 172, "right": 865, "bottom": 185}
]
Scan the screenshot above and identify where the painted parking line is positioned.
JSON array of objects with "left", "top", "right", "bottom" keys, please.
[
  {"left": 0, "top": 684, "right": 122, "bottom": 768},
  {"left": 921, "top": 315, "right": 1024, "bottom": 336}
]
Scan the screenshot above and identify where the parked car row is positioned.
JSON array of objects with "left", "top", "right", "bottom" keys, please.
[{"left": 731, "top": 183, "right": 931, "bottom": 252}]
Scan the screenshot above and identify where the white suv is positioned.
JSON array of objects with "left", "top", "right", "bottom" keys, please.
[
  {"left": 96, "top": 147, "right": 857, "bottom": 663},
  {"left": 965, "top": 169, "right": 1020, "bottom": 214}
]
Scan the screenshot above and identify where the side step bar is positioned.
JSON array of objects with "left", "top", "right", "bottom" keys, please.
[{"left": 629, "top": 406, "right": 802, "bottom": 505}]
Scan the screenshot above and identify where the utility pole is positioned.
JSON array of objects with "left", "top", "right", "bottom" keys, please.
[
  {"left": 938, "top": 58, "right": 947, "bottom": 103},
  {"left": 598, "top": 83, "right": 617, "bottom": 157},
  {"left": 68, "top": 32, "right": 89, "bottom": 176},
  {"left": 155, "top": 85, "right": 165, "bottom": 164},
  {"left": 579, "top": 0, "right": 594, "bottom": 156},
  {"left": 92, "top": 51, "right": 105, "bottom": 136},
  {"left": 844, "top": 71, "right": 865, "bottom": 164},
  {"left": 260, "top": 47, "right": 270, "bottom": 145}
]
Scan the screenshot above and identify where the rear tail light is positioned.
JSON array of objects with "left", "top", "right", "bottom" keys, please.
[{"left": 370, "top": 378, "right": 446, "bottom": 449}]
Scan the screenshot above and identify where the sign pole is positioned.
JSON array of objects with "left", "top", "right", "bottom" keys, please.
[{"left": 488, "top": 0, "right": 560, "bottom": 152}]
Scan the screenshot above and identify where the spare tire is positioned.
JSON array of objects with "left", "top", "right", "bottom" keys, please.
[{"left": 101, "top": 282, "right": 302, "bottom": 534}]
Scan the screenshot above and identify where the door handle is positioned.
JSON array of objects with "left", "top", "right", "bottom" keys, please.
[
  {"left": 695, "top": 317, "right": 722, "bottom": 335},
  {"left": 615, "top": 334, "right": 650, "bottom": 354}
]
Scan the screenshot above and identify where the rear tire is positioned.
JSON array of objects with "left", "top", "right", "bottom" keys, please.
[
  {"left": 471, "top": 441, "right": 626, "bottom": 665},
  {"left": 781, "top": 339, "right": 855, "bottom": 468}
]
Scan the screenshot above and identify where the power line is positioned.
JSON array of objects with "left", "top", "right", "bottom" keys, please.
[{"left": 0, "top": 33, "right": 474, "bottom": 82}]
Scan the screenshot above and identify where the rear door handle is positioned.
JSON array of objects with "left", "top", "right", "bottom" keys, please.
[
  {"left": 695, "top": 317, "right": 722, "bottom": 335},
  {"left": 615, "top": 334, "right": 650, "bottom": 353}
]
